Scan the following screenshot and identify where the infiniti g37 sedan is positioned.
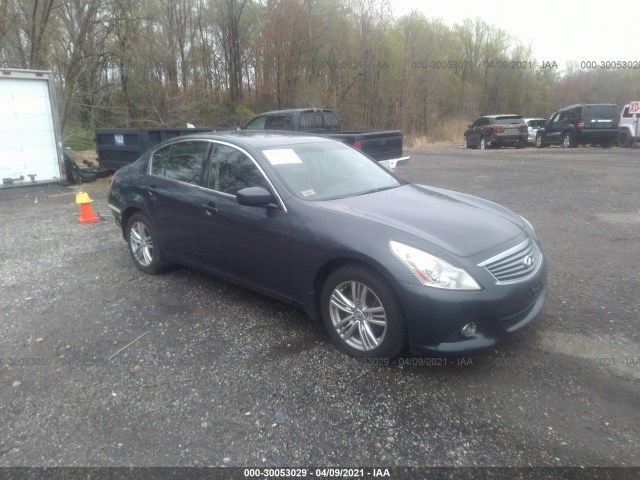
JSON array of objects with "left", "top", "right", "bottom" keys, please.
[{"left": 108, "top": 131, "right": 547, "bottom": 359}]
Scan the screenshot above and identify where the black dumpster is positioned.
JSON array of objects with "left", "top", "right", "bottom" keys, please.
[{"left": 95, "top": 128, "right": 234, "bottom": 169}]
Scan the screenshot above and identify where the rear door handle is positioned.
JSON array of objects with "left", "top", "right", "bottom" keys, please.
[{"left": 200, "top": 203, "right": 219, "bottom": 215}]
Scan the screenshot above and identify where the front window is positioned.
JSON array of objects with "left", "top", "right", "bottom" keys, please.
[
  {"left": 245, "top": 115, "right": 266, "bottom": 130},
  {"left": 262, "top": 141, "right": 403, "bottom": 200},
  {"left": 208, "top": 144, "right": 270, "bottom": 195}
]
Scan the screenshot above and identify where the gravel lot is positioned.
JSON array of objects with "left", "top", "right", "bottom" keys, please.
[{"left": 0, "top": 145, "right": 638, "bottom": 475}]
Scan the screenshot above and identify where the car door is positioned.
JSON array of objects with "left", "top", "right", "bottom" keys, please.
[
  {"left": 555, "top": 110, "right": 572, "bottom": 142},
  {"left": 197, "top": 142, "right": 292, "bottom": 296},
  {"left": 144, "top": 140, "right": 211, "bottom": 260},
  {"left": 544, "top": 113, "right": 561, "bottom": 144}
]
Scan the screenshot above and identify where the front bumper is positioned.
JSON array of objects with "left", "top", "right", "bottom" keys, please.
[
  {"left": 379, "top": 156, "right": 410, "bottom": 170},
  {"left": 400, "top": 257, "right": 547, "bottom": 354}
]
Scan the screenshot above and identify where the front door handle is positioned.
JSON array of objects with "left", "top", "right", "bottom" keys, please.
[{"left": 200, "top": 203, "right": 219, "bottom": 215}]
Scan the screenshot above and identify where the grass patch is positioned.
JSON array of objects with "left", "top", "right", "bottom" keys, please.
[
  {"left": 64, "top": 125, "right": 96, "bottom": 151},
  {"left": 405, "top": 117, "right": 469, "bottom": 149}
]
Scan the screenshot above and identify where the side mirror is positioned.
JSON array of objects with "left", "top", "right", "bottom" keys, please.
[
  {"left": 236, "top": 186, "right": 273, "bottom": 207},
  {"left": 467, "top": 124, "right": 473, "bottom": 129}
]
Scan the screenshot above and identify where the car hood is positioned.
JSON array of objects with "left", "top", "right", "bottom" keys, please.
[{"left": 314, "top": 184, "right": 523, "bottom": 257}]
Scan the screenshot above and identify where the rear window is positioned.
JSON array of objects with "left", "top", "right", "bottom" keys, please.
[
  {"left": 299, "top": 111, "right": 340, "bottom": 132},
  {"left": 323, "top": 112, "right": 340, "bottom": 130},
  {"left": 582, "top": 105, "right": 618, "bottom": 118},
  {"left": 527, "top": 120, "right": 546, "bottom": 128},
  {"left": 495, "top": 116, "right": 523, "bottom": 125}
]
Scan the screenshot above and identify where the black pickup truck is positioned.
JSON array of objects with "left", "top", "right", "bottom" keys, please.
[{"left": 243, "top": 108, "right": 410, "bottom": 169}]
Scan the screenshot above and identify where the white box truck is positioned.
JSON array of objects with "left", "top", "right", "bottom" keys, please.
[{"left": 0, "top": 68, "right": 64, "bottom": 187}]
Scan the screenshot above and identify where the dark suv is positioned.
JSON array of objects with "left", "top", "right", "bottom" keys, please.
[
  {"left": 535, "top": 104, "right": 619, "bottom": 148},
  {"left": 463, "top": 115, "right": 528, "bottom": 149}
]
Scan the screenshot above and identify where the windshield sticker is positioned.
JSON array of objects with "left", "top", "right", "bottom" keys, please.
[
  {"left": 263, "top": 149, "right": 303, "bottom": 165},
  {"left": 301, "top": 189, "right": 315, "bottom": 197}
]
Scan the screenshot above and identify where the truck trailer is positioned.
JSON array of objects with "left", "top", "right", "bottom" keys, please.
[{"left": 0, "top": 68, "right": 64, "bottom": 187}]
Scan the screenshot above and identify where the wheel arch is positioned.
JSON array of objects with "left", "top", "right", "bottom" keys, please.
[
  {"left": 309, "top": 255, "right": 403, "bottom": 324},
  {"left": 120, "top": 205, "right": 154, "bottom": 241}
]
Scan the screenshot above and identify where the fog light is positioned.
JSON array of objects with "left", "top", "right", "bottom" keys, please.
[{"left": 460, "top": 322, "right": 476, "bottom": 337}]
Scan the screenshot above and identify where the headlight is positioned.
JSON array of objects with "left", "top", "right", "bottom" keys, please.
[{"left": 390, "top": 241, "right": 481, "bottom": 290}]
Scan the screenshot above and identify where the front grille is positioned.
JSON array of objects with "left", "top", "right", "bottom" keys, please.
[{"left": 479, "top": 239, "right": 542, "bottom": 284}]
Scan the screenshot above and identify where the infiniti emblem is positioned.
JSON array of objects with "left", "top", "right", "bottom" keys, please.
[{"left": 523, "top": 255, "right": 534, "bottom": 267}]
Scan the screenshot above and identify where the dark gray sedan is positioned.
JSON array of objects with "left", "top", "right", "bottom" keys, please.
[{"left": 108, "top": 131, "right": 547, "bottom": 358}]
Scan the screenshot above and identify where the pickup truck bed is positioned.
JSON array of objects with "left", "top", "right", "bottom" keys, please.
[
  {"left": 243, "top": 108, "right": 409, "bottom": 168},
  {"left": 325, "top": 130, "right": 403, "bottom": 161}
]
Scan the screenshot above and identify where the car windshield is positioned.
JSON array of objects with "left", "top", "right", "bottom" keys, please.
[
  {"left": 261, "top": 141, "right": 403, "bottom": 200},
  {"left": 495, "top": 116, "right": 523, "bottom": 125}
]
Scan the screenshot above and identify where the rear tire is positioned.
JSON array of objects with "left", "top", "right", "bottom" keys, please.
[
  {"left": 479, "top": 137, "right": 487, "bottom": 150},
  {"left": 126, "top": 213, "right": 169, "bottom": 274},
  {"left": 321, "top": 265, "right": 407, "bottom": 359},
  {"left": 617, "top": 129, "right": 633, "bottom": 148},
  {"left": 562, "top": 132, "right": 576, "bottom": 148}
]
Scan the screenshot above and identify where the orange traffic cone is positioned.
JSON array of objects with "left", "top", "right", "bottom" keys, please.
[{"left": 76, "top": 192, "right": 101, "bottom": 224}]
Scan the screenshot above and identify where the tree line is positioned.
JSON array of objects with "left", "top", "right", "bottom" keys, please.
[{"left": 2, "top": 0, "right": 640, "bottom": 144}]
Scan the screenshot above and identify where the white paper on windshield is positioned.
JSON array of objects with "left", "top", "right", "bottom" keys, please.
[{"left": 263, "top": 149, "right": 303, "bottom": 165}]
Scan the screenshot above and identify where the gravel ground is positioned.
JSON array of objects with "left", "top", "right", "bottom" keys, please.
[{"left": 0, "top": 146, "right": 638, "bottom": 476}]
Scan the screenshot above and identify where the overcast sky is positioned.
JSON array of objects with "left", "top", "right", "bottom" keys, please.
[{"left": 388, "top": 1, "right": 627, "bottom": 72}]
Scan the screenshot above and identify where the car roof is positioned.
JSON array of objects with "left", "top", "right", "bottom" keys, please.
[
  {"left": 481, "top": 114, "right": 522, "bottom": 118},
  {"left": 156, "top": 130, "right": 337, "bottom": 150},
  {"left": 558, "top": 103, "right": 617, "bottom": 110},
  {"left": 252, "top": 108, "right": 337, "bottom": 116},
  {"left": 524, "top": 118, "right": 546, "bottom": 121}
]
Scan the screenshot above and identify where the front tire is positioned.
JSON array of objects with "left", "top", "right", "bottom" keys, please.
[
  {"left": 479, "top": 137, "right": 487, "bottom": 150},
  {"left": 463, "top": 137, "right": 468, "bottom": 149},
  {"left": 535, "top": 134, "right": 545, "bottom": 148},
  {"left": 126, "top": 213, "right": 169, "bottom": 274},
  {"left": 321, "top": 265, "right": 407, "bottom": 359}
]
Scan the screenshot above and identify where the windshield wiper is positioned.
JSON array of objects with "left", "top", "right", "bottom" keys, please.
[{"left": 355, "top": 185, "right": 399, "bottom": 196}]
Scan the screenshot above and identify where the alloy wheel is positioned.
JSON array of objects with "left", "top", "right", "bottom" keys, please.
[
  {"left": 129, "top": 221, "right": 154, "bottom": 267},
  {"left": 328, "top": 280, "right": 387, "bottom": 351}
]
